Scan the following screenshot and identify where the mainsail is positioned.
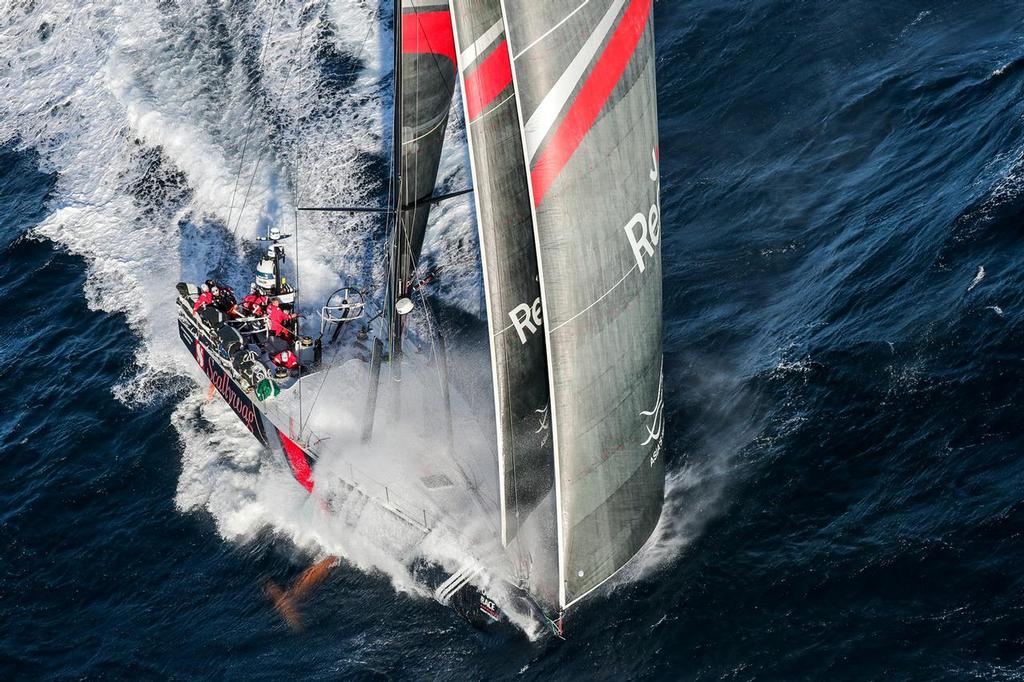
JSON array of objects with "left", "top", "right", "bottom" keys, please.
[
  {"left": 498, "top": 0, "right": 665, "bottom": 609},
  {"left": 449, "top": 0, "right": 559, "bottom": 610},
  {"left": 387, "top": 0, "right": 458, "bottom": 358}
]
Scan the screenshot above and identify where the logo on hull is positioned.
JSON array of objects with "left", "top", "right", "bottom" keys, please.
[{"left": 194, "top": 339, "right": 259, "bottom": 436}]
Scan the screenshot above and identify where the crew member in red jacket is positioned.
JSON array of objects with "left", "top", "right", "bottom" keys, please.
[
  {"left": 241, "top": 284, "right": 268, "bottom": 317},
  {"left": 273, "top": 349, "right": 300, "bottom": 369},
  {"left": 267, "top": 298, "right": 297, "bottom": 340},
  {"left": 193, "top": 284, "right": 213, "bottom": 312}
]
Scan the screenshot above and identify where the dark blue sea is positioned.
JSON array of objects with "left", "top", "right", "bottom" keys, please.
[{"left": 3, "top": 1, "right": 1024, "bottom": 679}]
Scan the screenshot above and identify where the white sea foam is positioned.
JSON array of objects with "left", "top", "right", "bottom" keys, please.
[
  {"left": 967, "top": 265, "right": 985, "bottom": 292},
  {"left": 0, "top": 0, "right": 487, "bottom": 617},
  {"left": 0, "top": 0, "right": 668, "bottom": 635},
  {"left": 609, "top": 363, "right": 756, "bottom": 595}
]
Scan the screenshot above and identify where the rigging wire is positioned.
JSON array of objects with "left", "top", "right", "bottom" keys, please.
[
  {"left": 289, "top": 11, "right": 311, "bottom": 437},
  {"left": 292, "top": 0, "right": 389, "bottom": 434},
  {"left": 385, "top": 0, "right": 404, "bottom": 381},
  {"left": 231, "top": 147, "right": 268, "bottom": 237},
  {"left": 226, "top": 0, "right": 285, "bottom": 236}
]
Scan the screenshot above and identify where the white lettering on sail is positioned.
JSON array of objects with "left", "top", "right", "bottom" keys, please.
[
  {"left": 624, "top": 148, "right": 661, "bottom": 273},
  {"left": 641, "top": 367, "right": 665, "bottom": 466},
  {"left": 535, "top": 404, "right": 550, "bottom": 446},
  {"left": 509, "top": 297, "right": 544, "bottom": 344}
]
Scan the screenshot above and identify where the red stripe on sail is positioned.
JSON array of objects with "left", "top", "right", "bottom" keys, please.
[
  {"left": 402, "top": 11, "right": 457, "bottom": 66},
  {"left": 464, "top": 40, "right": 512, "bottom": 122},
  {"left": 277, "top": 430, "right": 314, "bottom": 492},
  {"left": 530, "top": 0, "right": 652, "bottom": 206}
]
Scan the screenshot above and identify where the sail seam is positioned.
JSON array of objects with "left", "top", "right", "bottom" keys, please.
[
  {"left": 490, "top": 313, "right": 523, "bottom": 337},
  {"left": 403, "top": 113, "right": 450, "bottom": 145},
  {"left": 469, "top": 92, "right": 516, "bottom": 126},
  {"left": 512, "top": 0, "right": 593, "bottom": 60},
  {"left": 548, "top": 263, "right": 638, "bottom": 334}
]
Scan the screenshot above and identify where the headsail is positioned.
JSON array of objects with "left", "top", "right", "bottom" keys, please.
[
  {"left": 388, "top": 0, "right": 458, "bottom": 357},
  {"left": 449, "top": 0, "right": 559, "bottom": 610},
  {"left": 499, "top": 0, "right": 665, "bottom": 608}
]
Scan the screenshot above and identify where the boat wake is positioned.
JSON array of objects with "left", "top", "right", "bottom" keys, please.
[
  {"left": 0, "top": 0, "right": 496, "bottom": 624},
  {"left": 2, "top": 0, "right": 674, "bottom": 639},
  {"left": 609, "top": 361, "right": 758, "bottom": 593}
]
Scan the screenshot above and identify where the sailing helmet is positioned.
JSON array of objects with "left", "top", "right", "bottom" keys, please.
[{"left": 211, "top": 286, "right": 220, "bottom": 295}]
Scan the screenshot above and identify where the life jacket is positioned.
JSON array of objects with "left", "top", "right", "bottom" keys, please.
[
  {"left": 273, "top": 350, "right": 299, "bottom": 369},
  {"left": 193, "top": 291, "right": 213, "bottom": 312}
]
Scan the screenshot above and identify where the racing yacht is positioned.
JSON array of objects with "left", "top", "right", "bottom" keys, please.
[{"left": 177, "top": 0, "right": 665, "bottom": 636}]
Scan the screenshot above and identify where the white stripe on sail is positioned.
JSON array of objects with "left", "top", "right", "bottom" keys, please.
[
  {"left": 521, "top": 0, "right": 627, "bottom": 162},
  {"left": 402, "top": 0, "right": 448, "bottom": 8},
  {"left": 460, "top": 19, "right": 505, "bottom": 68},
  {"left": 513, "top": 0, "right": 592, "bottom": 60}
]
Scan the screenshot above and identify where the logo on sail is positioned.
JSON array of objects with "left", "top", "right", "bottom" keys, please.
[
  {"left": 640, "top": 365, "right": 664, "bottom": 466},
  {"left": 509, "top": 297, "right": 543, "bottom": 344},
  {"left": 623, "top": 148, "right": 661, "bottom": 274},
  {"left": 535, "top": 404, "right": 550, "bottom": 446}
]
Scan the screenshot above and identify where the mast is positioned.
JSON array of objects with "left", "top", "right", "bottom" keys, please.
[
  {"left": 383, "top": 0, "right": 458, "bottom": 381},
  {"left": 386, "top": 0, "right": 405, "bottom": 378}
]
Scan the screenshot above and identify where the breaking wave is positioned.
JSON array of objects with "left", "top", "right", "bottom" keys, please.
[{"left": 0, "top": 0, "right": 488, "bottom": 620}]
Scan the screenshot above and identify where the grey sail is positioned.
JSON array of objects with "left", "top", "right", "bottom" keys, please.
[
  {"left": 388, "top": 0, "right": 458, "bottom": 354},
  {"left": 499, "top": 0, "right": 665, "bottom": 608},
  {"left": 449, "top": 0, "right": 559, "bottom": 611}
]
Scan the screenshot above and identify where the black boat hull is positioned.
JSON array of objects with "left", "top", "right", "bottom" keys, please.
[{"left": 178, "top": 317, "right": 316, "bottom": 490}]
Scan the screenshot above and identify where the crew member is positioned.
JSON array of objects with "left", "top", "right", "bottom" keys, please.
[
  {"left": 267, "top": 298, "right": 297, "bottom": 340},
  {"left": 193, "top": 284, "right": 213, "bottom": 312},
  {"left": 272, "top": 349, "right": 300, "bottom": 370},
  {"left": 241, "top": 284, "right": 268, "bottom": 317},
  {"left": 212, "top": 285, "right": 237, "bottom": 313}
]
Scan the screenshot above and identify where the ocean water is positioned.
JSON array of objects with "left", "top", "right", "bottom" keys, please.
[{"left": 3, "top": 0, "right": 1024, "bottom": 679}]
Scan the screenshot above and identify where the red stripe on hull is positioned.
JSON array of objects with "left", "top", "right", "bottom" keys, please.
[
  {"left": 277, "top": 430, "right": 314, "bottom": 492},
  {"left": 530, "top": 0, "right": 652, "bottom": 206},
  {"left": 464, "top": 40, "right": 512, "bottom": 122},
  {"left": 402, "top": 11, "right": 456, "bottom": 66}
]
